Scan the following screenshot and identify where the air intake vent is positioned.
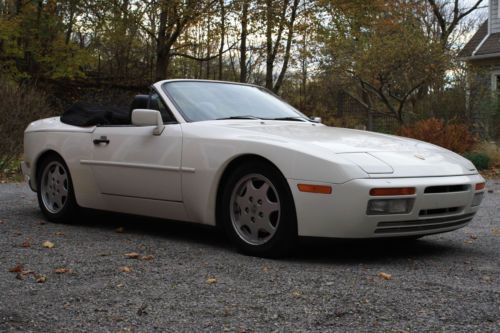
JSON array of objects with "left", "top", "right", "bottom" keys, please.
[
  {"left": 374, "top": 213, "right": 475, "bottom": 234},
  {"left": 424, "top": 185, "right": 469, "bottom": 194},
  {"left": 419, "top": 207, "right": 462, "bottom": 217}
]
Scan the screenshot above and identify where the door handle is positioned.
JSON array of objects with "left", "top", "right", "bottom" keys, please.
[{"left": 93, "top": 136, "right": 110, "bottom": 145}]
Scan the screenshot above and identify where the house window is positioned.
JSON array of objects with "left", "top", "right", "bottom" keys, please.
[{"left": 491, "top": 71, "right": 500, "bottom": 93}]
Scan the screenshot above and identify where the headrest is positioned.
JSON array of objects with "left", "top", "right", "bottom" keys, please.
[{"left": 130, "top": 95, "right": 149, "bottom": 111}]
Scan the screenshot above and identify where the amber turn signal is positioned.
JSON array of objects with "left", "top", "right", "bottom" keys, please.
[
  {"left": 475, "top": 183, "right": 485, "bottom": 191},
  {"left": 297, "top": 184, "right": 332, "bottom": 194},
  {"left": 369, "top": 187, "right": 416, "bottom": 196}
]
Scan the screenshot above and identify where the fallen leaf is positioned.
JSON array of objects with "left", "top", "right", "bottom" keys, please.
[
  {"left": 125, "top": 252, "right": 140, "bottom": 259},
  {"left": 35, "top": 274, "right": 47, "bottom": 283},
  {"left": 492, "top": 229, "right": 500, "bottom": 235},
  {"left": 42, "top": 241, "right": 55, "bottom": 249},
  {"left": 115, "top": 227, "right": 125, "bottom": 233},
  {"left": 206, "top": 277, "right": 217, "bottom": 284},
  {"left": 292, "top": 290, "right": 302, "bottom": 298},
  {"left": 116, "top": 283, "right": 124, "bottom": 288},
  {"left": 54, "top": 231, "right": 64, "bottom": 236},
  {"left": 120, "top": 266, "right": 132, "bottom": 273},
  {"left": 378, "top": 272, "right": 392, "bottom": 280},
  {"left": 54, "top": 268, "right": 71, "bottom": 274},
  {"left": 464, "top": 240, "right": 474, "bottom": 244},
  {"left": 262, "top": 265, "right": 270, "bottom": 272},
  {"left": 21, "top": 240, "right": 31, "bottom": 248},
  {"left": 9, "top": 264, "right": 23, "bottom": 273},
  {"left": 141, "top": 255, "right": 154, "bottom": 261},
  {"left": 482, "top": 275, "right": 492, "bottom": 282}
]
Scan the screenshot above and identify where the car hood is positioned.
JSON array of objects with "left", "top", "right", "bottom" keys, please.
[{"left": 208, "top": 120, "right": 477, "bottom": 178}]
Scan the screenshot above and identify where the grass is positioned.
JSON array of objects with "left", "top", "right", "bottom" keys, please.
[{"left": 0, "top": 158, "right": 24, "bottom": 183}]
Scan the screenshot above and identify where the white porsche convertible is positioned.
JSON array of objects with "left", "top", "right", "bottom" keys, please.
[{"left": 22, "top": 79, "right": 485, "bottom": 257}]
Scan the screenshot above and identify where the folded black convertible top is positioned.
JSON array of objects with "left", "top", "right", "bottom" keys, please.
[{"left": 61, "top": 102, "right": 129, "bottom": 126}]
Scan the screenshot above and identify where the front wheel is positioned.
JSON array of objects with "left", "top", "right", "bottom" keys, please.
[
  {"left": 36, "top": 154, "right": 78, "bottom": 222},
  {"left": 221, "top": 161, "right": 297, "bottom": 258}
]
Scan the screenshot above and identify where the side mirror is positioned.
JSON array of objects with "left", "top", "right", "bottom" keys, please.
[
  {"left": 312, "top": 116, "right": 322, "bottom": 123},
  {"left": 131, "top": 109, "right": 165, "bottom": 135}
]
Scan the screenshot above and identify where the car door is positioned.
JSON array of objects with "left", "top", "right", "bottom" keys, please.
[{"left": 84, "top": 91, "right": 183, "bottom": 202}]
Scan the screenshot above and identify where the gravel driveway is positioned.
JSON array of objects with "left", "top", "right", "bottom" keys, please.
[{"left": 0, "top": 181, "right": 499, "bottom": 333}]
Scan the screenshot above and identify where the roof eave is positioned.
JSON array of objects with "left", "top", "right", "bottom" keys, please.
[{"left": 460, "top": 52, "right": 500, "bottom": 61}]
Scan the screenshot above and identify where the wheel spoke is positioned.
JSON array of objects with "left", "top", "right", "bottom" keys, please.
[
  {"left": 261, "top": 199, "right": 279, "bottom": 217},
  {"left": 235, "top": 195, "right": 248, "bottom": 209}
]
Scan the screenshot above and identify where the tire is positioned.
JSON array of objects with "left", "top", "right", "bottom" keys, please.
[
  {"left": 36, "top": 154, "right": 78, "bottom": 222},
  {"left": 220, "top": 160, "right": 297, "bottom": 258}
]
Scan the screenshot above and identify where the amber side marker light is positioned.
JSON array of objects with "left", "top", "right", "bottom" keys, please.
[
  {"left": 475, "top": 183, "right": 486, "bottom": 191},
  {"left": 297, "top": 184, "right": 332, "bottom": 194},
  {"left": 370, "top": 187, "right": 416, "bottom": 196}
]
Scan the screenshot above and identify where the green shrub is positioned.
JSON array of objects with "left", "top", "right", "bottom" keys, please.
[{"left": 463, "top": 152, "right": 491, "bottom": 170}]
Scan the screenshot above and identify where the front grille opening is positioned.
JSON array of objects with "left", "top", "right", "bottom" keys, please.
[
  {"left": 424, "top": 184, "right": 469, "bottom": 194},
  {"left": 374, "top": 212, "right": 476, "bottom": 234},
  {"left": 419, "top": 207, "right": 462, "bottom": 216}
]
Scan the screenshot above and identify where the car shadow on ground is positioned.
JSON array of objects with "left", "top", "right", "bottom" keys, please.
[{"left": 27, "top": 207, "right": 469, "bottom": 264}]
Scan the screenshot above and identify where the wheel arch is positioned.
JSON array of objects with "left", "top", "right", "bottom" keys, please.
[
  {"left": 32, "top": 149, "right": 65, "bottom": 191},
  {"left": 214, "top": 154, "right": 293, "bottom": 228}
]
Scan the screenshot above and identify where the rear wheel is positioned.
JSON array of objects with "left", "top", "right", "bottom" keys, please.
[
  {"left": 221, "top": 161, "right": 297, "bottom": 258},
  {"left": 37, "top": 154, "right": 78, "bottom": 222}
]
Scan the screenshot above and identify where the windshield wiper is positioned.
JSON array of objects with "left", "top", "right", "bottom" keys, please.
[
  {"left": 266, "top": 116, "right": 308, "bottom": 122},
  {"left": 216, "top": 115, "right": 262, "bottom": 120}
]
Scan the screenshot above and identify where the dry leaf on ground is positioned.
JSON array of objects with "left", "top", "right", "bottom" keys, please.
[
  {"left": 292, "top": 290, "right": 302, "bottom": 297},
  {"left": 125, "top": 252, "right": 140, "bottom": 259},
  {"left": 120, "top": 266, "right": 132, "bottom": 273},
  {"left": 206, "top": 277, "right": 217, "bottom": 284},
  {"left": 492, "top": 229, "right": 500, "bottom": 235},
  {"left": 378, "top": 272, "right": 392, "bottom": 280},
  {"left": 9, "top": 264, "right": 23, "bottom": 273},
  {"left": 42, "top": 241, "right": 55, "bottom": 249},
  {"left": 35, "top": 274, "right": 47, "bottom": 283},
  {"left": 54, "top": 268, "right": 71, "bottom": 274},
  {"left": 141, "top": 255, "right": 154, "bottom": 261},
  {"left": 54, "top": 232, "right": 64, "bottom": 236}
]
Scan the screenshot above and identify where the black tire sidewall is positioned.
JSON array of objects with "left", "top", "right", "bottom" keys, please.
[
  {"left": 221, "top": 161, "right": 297, "bottom": 258},
  {"left": 36, "top": 154, "right": 78, "bottom": 222}
]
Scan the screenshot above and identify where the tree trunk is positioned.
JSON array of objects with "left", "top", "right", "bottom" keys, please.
[
  {"left": 239, "top": 0, "right": 249, "bottom": 83},
  {"left": 218, "top": 0, "right": 225, "bottom": 80},
  {"left": 155, "top": 6, "right": 168, "bottom": 81},
  {"left": 273, "top": 0, "right": 299, "bottom": 93},
  {"left": 265, "top": 0, "right": 274, "bottom": 90}
]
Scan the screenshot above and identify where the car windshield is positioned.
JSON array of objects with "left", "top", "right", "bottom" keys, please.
[{"left": 162, "top": 81, "right": 309, "bottom": 122}]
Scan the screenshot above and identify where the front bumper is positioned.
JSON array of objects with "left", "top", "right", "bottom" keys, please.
[{"left": 288, "top": 174, "right": 484, "bottom": 238}]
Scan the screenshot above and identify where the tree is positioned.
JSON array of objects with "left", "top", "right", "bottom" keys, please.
[
  {"left": 319, "top": 0, "right": 447, "bottom": 125},
  {"left": 426, "top": 0, "right": 484, "bottom": 49},
  {"left": 263, "top": 0, "right": 300, "bottom": 93}
]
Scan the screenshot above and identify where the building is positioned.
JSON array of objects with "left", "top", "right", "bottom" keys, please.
[{"left": 459, "top": 0, "right": 500, "bottom": 140}]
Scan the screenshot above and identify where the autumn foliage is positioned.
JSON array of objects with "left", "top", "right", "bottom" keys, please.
[{"left": 397, "top": 118, "right": 476, "bottom": 154}]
